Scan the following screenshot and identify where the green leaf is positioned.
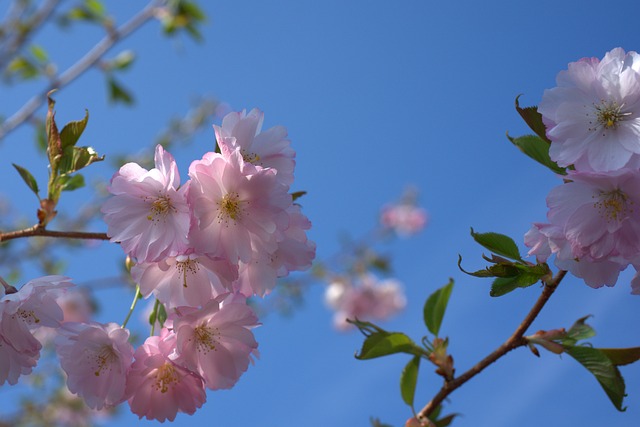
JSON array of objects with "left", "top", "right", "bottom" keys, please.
[
  {"left": 6, "top": 56, "right": 39, "bottom": 79},
  {"left": 470, "top": 228, "right": 522, "bottom": 261},
  {"left": 507, "top": 133, "right": 566, "bottom": 175},
  {"left": 351, "top": 321, "right": 424, "bottom": 360},
  {"left": 58, "top": 174, "right": 85, "bottom": 192},
  {"left": 57, "top": 146, "right": 104, "bottom": 175},
  {"left": 562, "top": 315, "right": 596, "bottom": 346},
  {"left": 12, "top": 164, "right": 39, "bottom": 198},
  {"left": 490, "top": 273, "right": 540, "bottom": 297},
  {"left": 60, "top": 110, "right": 89, "bottom": 151},
  {"left": 423, "top": 279, "right": 454, "bottom": 336},
  {"left": 458, "top": 255, "right": 521, "bottom": 278},
  {"left": 515, "top": 95, "right": 550, "bottom": 142},
  {"left": 599, "top": 347, "right": 640, "bottom": 366},
  {"left": 29, "top": 44, "right": 48, "bottom": 63},
  {"left": 107, "top": 77, "right": 134, "bottom": 105},
  {"left": 564, "top": 345, "right": 627, "bottom": 411},
  {"left": 400, "top": 356, "right": 420, "bottom": 409}
]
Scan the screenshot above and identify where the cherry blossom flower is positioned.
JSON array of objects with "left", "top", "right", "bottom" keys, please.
[
  {"left": 188, "top": 149, "right": 291, "bottom": 264},
  {"left": 381, "top": 203, "right": 428, "bottom": 236},
  {"left": 131, "top": 252, "right": 238, "bottom": 309},
  {"left": 0, "top": 275, "right": 72, "bottom": 385},
  {"left": 539, "top": 47, "right": 640, "bottom": 171},
  {"left": 234, "top": 205, "right": 315, "bottom": 297},
  {"left": 215, "top": 108, "right": 296, "bottom": 186},
  {"left": 102, "top": 145, "right": 191, "bottom": 262},
  {"left": 55, "top": 322, "right": 134, "bottom": 410},
  {"left": 325, "top": 274, "right": 406, "bottom": 331},
  {"left": 126, "top": 329, "right": 206, "bottom": 422},
  {"left": 171, "top": 295, "right": 259, "bottom": 390}
]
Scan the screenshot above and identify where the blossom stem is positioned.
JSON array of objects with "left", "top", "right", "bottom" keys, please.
[
  {"left": 122, "top": 285, "right": 142, "bottom": 329},
  {"left": 0, "top": 225, "right": 109, "bottom": 242},
  {"left": 417, "top": 269, "right": 567, "bottom": 421},
  {"left": 150, "top": 299, "right": 160, "bottom": 336}
]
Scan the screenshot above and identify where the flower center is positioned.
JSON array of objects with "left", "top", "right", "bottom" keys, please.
[
  {"left": 175, "top": 257, "right": 200, "bottom": 288},
  {"left": 217, "top": 192, "right": 243, "bottom": 223},
  {"left": 15, "top": 309, "right": 39, "bottom": 325},
  {"left": 92, "top": 345, "right": 118, "bottom": 376},
  {"left": 593, "top": 189, "right": 633, "bottom": 222},
  {"left": 154, "top": 362, "right": 178, "bottom": 394},
  {"left": 193, "top": 324, "right": 219, "bottom": 354},
  {"left": 241, "top": 150, "right": 261, "bottom": 164},
  {"left": 146, "top": 194, "right": 175, "bottom": 222},
  {"left": 588, "top": 100, "right": 631, "bottom": 134}
]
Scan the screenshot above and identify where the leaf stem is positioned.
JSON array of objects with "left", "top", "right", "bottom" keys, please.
[{"left": 417, "top": 269, "right": 567, "bottom": 421}]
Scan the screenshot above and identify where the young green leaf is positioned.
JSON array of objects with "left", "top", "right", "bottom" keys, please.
[
  {"left": 562, "top": 315, "right": 596, "bottom": 346},
  {"left": 107, "top": 77, "right": 134, "bottom": 105},
  {"left": 470, "top": 228, "right": 522, "bottom": 261},
  {"left": 564, "top": 345, "right": 627, "bottom": 411},
  {"left": 490, "top": 273, "right": 540, "bottom": 297},
  {"left": 400, "top": 356, "right": 421, "bottom": 410},
  {"left": 423, "top": 279, "right": 454, "bottom": 336},
  {"left": 58, "top": 174, "right": 85, "bottom": 192},
  {"left": 12, "top": 164, "right": 40, "bottom": 198},
  {"left": 355, "top": 331, "right": 424, "bottom": 360},
  {"left": 507, "top": 133, "right": 566, "bottom": 175},
  {"left": 60, "top": 110, "right": 89, "bottom": 151}
]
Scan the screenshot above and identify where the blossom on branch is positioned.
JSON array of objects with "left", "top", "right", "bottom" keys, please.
[
  {"left": 55, "top": 322, "right": 134, "bottom": 410},
  {"left": 102, "top": 145, "right": 191, "bottom": 263},
  {"left": 539, "top": 47, "right": 640, "bottom": 172}
]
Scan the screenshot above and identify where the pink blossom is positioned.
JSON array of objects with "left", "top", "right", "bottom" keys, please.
[
  {"left": 234, "top": 205, "right": 315, "bottom": 297},
  {"left": 55, "top": 322, "right": 134, "bottom": 410},
  {"left": 0, "top": 275, "right": 73, "bottom": 385},
  {"left": 126, "top": 329, "right": 206, "bottom": 422},
  {"left": 188, "top": 149, "right": 291, "bottom": 264},
  {"left": 381, "top": 203, "right": 428, "bottom": 236},
  {"left": 539, "top": 48, "right": 640, "bottom": 172},
  {"left": 546, "top": 169, "right": 640, "bottom": 261},
  {"left": 215, "top": 108, "right": 296, "bottom": 186},
  {"left": 325, "top": 275, "right": 406, "bottom": 331},
  {"left": 131, "top": 252, "right": 238, "bottom": 309},
  {"left": 102, "top": 145, "right": 191, "bottom": 262},
  {"left": 171, "top": 295, "right": 259, "bottom": 390}
]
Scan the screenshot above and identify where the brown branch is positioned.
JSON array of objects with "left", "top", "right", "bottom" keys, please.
[
  {"left": 0, "top": 225, "right": 109, "bottom": 242},
  {"left": 0, "top": 0, "right": 162, "bottom": 140},
  {"left": 417, "top": 269, "right": 568, "bottom": 421}
]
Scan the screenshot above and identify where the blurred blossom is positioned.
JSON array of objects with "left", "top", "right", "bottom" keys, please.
[
  {"left": 325, "top": 274, "right": 406, "bottom": 331},
  {"left": 380, "top": 188, "right": 428, "bottom": 236}
]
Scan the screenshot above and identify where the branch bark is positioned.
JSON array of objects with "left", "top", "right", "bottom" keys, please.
[
  {"left": 417, "top": 269, "right": 568, "bottom": 421},
  {"left": 0, "top": 225, "right": 109, "bottom": 242}
]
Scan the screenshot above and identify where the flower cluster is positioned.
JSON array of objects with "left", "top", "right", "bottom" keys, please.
[
  {"left": 324, "top": 274, "right": 406, "bottom": 330},
  {"left": 527, "top": 48, "right": 640, "bottom": 294},
  {"left": 380, "top": 188, "right": 428, "bottom": 237},
  {"left": 36, "top": 108, "right": 315, "bottom": 421}
]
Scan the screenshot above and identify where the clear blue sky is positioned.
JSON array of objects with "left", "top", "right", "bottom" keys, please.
[{"left": 1, "top": 1, "right": 640, "bottom": 426}]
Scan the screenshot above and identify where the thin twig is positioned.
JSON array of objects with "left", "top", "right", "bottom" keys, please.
[
  {"left": 0, "top": 0, "right": 162, "bottom": 140},
  {"left": 0, "top": 225, "right": 109, "bottom": 242},
  {"left": 417, "top": 269, "right": 568, "bottom": 421}
]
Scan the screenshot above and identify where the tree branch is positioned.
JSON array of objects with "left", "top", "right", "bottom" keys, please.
[
  {"left": 0, "top": 225, "right": 109, "bottom": 242},
  {"left": 0, "top": 0, "right": 162, "bottom": 140},
  {"left": 417, "top": 269, "right": 568, "bottom": 421}
]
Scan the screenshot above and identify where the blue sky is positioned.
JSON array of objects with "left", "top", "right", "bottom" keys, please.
[{"left": 1, "top": 1, "right": 640, "bottom": 426}]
